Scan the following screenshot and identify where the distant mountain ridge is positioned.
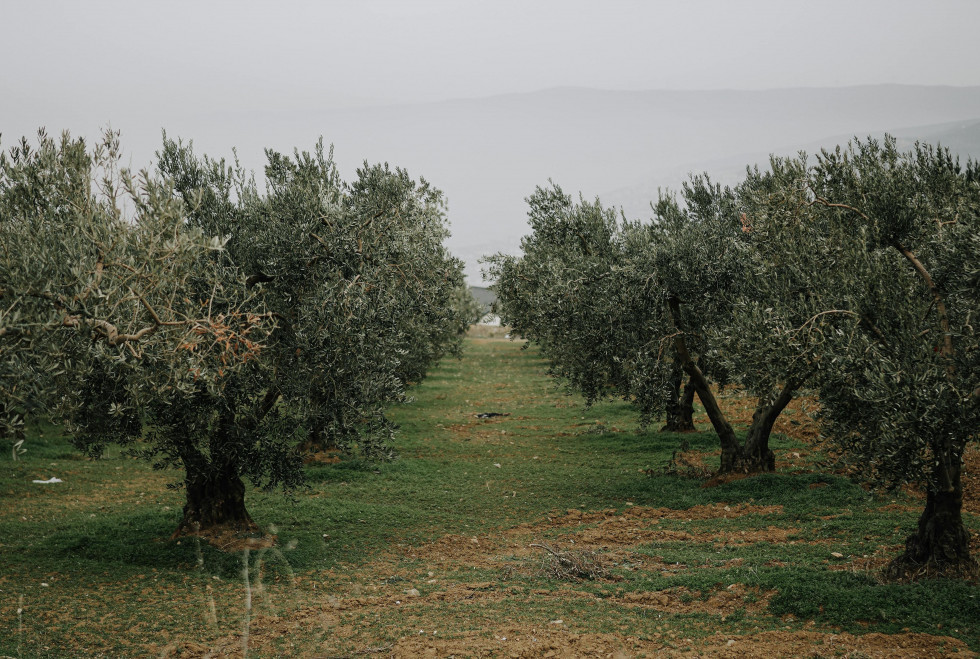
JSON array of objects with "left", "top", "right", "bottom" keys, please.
[
  {"left": 408, "top": 85, "right": 980, "bottom": 281},
  {"left": 6, "top": 84, "right": 978, "bottom": 283},
  {"left": 600, "top": 116, "right": 980, "bottom": 222}
]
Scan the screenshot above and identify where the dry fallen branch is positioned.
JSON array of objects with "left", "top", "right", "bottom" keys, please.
[{"left": 530, "top": 541, "right": 607, "bottom": 581}]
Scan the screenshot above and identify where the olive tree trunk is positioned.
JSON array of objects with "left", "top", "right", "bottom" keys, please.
[
  {"left": 728, "top": 379, "right": 800, "bottom": 473},
  {"left": 666, "top": 296, "right": 744, "bottom": 471},
  {"left": 885, "top": 453, "right": 978, "bottom": 580},
  {"left": 662, "top": 373, "right": 697, "bottom": 432},
  {"left": 666, "top": 296, "right": 803, "bottom": 476},
  {"left": 172, "top": 446, "right": 257, "bottom": 538}
]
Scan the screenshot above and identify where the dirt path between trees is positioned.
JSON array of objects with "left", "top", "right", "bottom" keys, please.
[
  {"left": 159, "top": 333, "right": 978, "bottom": 658},
  {"left": 193, "top": 501, "right": 975, "bottom": 658}
]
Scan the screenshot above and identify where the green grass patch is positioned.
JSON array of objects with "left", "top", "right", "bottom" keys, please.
[
  {"left": 1, "top": 336, "right": 977, "bottom": 657},
  {"left": 769, "top": 571, "right": 980, "bottom": 637}
]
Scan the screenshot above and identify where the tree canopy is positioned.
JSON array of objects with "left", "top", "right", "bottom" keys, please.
[
  {"left": 488, "top": 136, "right": 979, "bottom": 579},
  {"left": 1, "top": 130, "right": 472, "bottom": 536}
]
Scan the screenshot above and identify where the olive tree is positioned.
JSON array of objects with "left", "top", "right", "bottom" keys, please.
[
  {"left": 495, "top": 177, "right": 810, "bottom": 473},
  {"left": 2, "top": 130, "right": 469, "bottom": 537},
  {"left": 0, "top": 131, "right": 285, "bottom": 534},
  {"left": 159, "top": 138, "right": 469, "bottom": 461},
  {"left": 157, "top": 137, "right": 470, "bottom": 532},
  {"left": 485, "top": 184, "right": 678, "bottom": 422},
  {"left": 614, "top": 166, "right": 903, "bottom": 475},
  {"left": 796, "top": 137, "right": 980, "bottom": 579},
  {"left": 625, "top": 176, "right": 805, "bottom": 473},
  {"left": 673, "top": 161, "right": 868, "bottom": 473}
]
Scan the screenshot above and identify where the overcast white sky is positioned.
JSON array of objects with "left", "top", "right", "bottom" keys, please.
[
  {"left": 4, "top": 0, "right": 979, "bottom": 116},
  {"left": 4, "top": 0, "right": 980, "bottom": 282}
]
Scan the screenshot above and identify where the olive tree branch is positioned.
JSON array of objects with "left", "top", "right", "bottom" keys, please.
[
  {"left": 806, "top": 190, "right": 953, "bottom": 358},
  {"left": 78, "top": 251, "right": 105, "bottom": 301},
  {"left": 61, "top": 314, "right": 158, "bottom": 346},
  {"left": 128, "top": 287, "right": 185, "bottom": 328},
  {"left": 892, "top": 241, "right": 954, "bottom": 359},
  {"left": 805, "top": 189, "right": 872, "bottom": 222}
]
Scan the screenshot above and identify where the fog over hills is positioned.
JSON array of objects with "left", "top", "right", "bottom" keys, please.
[
  {"left": 6, "top": 85, "right": 979, "bottom": 283},
  {"left": 330, "top": 84, "right": 977, "bottom": 283},
  {"left": 601, "top": 116, "right": 980, "bottom": 225}
]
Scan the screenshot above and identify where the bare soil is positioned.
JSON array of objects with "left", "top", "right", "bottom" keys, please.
[
  {"left": 182, "top": 499, "right": 975, "bottom": 658},
  {"left": 148, "top": 346, "right": 980, "bottom": 657}
]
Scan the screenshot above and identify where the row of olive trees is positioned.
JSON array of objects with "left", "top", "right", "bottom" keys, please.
[
  {"left": 487, "top": 136, "right": 979, "bottom": 580},
  {"left": 0, "top": 129, "right": 476, "bottom": 536}
]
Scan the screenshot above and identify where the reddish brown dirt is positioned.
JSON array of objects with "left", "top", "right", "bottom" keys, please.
[
  {"left": 162, "top": 630, "right": 972, "bottom": 658},
  {"left": 160, "top": 377, "right": 977, "bottom": 658},
  {"left": 188, "top": 608, "right": 976, "bottom": 658},
  {"left": 178, "top": 499, "right": 976, "bottom": 658},
  {"left": 379, "top": 628, "right": 974, "bottom": 658},
  {"left": 399, "top": 503, "right": 791, "bottom": 571},
  {"left": 303, "top": 450, "right": 344, "bottom": 465}
]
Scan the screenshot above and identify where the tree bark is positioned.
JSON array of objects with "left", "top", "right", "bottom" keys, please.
[
  {"left": 677, "top": 377, "right": 697, "bottom": 431},
  {"left": 688, "top": 383, "right": 743, "bottom": 473},
  {"left": 666, "top": 296, "right": 742, "bottom": 470},
  {"left": 172, "top": 443, "right": 258, "bottom": 538},
  {"left": 173, "top": 463, "right": 257, "bottom": 537},
  {"left": 731, "top": 380, "right": 799, "bottom": 473},
  {"left": 880, "top": 244, "right": 976, "bottom": 579},
  {"left": 662, "top": 373, "right": 697, "bottom": 432},
  {"left": 885, "top": 456, "right": 978, "bottom": 581}
]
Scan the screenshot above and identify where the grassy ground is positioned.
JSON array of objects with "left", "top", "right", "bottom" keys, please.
[{"left": 0, "top": 334, "right": 978, "bottom": 657}]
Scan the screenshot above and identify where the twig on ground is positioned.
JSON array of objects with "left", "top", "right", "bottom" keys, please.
[{"left": 530, "top": 541, "right": 607, "bottom": 581}]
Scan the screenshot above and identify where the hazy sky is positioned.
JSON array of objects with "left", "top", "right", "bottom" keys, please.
[
  {"left": 4, "top": 0, "right": 980, "bottom": 282},
  {"left": 4, "top": 0, "right": 979, "bottom": 117}
]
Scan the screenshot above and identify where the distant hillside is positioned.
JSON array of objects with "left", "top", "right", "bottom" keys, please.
[
  {"left": 600, "top": 117, "right": 980, "bottom": 222},
  {"left": 893, "top": 119, "right": 980, "bottom": 160},
  {"left": 8, "top": 84, "right": 979, "bottom": 284}
]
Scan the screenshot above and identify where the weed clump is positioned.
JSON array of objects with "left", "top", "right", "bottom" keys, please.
[
  {"left": 530, "top": 542, "right": 607, "bottom": 581},
  {"left": 662, "top": 449, "right": 713, "bottom": 480}
]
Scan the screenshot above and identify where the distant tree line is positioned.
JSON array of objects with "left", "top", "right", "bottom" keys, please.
[
  {"left": 486, "top": 136, "right": 980, "bottom": 580},
  {"left": 0, "top": 129, "right": 477, "bottom": 536}
]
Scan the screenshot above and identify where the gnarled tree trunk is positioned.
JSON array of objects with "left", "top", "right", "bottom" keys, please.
[
  {"left": 728, "top": 380, "right": 799, "bottom": 473},
  {"left": 173, "top": 445, "right": 257, "bottom": 538},
  {"left": 666, "top": 295, "right": 742, "bottom": 472},
  {"left": 662, "top": 373, "right": 697, "bottom": 432},
  {"left": 885, "top": 455, "right": 978, "bottom": 581},
  {"left": 665, "top": 296, "right": 803, "bottom": 476}
]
